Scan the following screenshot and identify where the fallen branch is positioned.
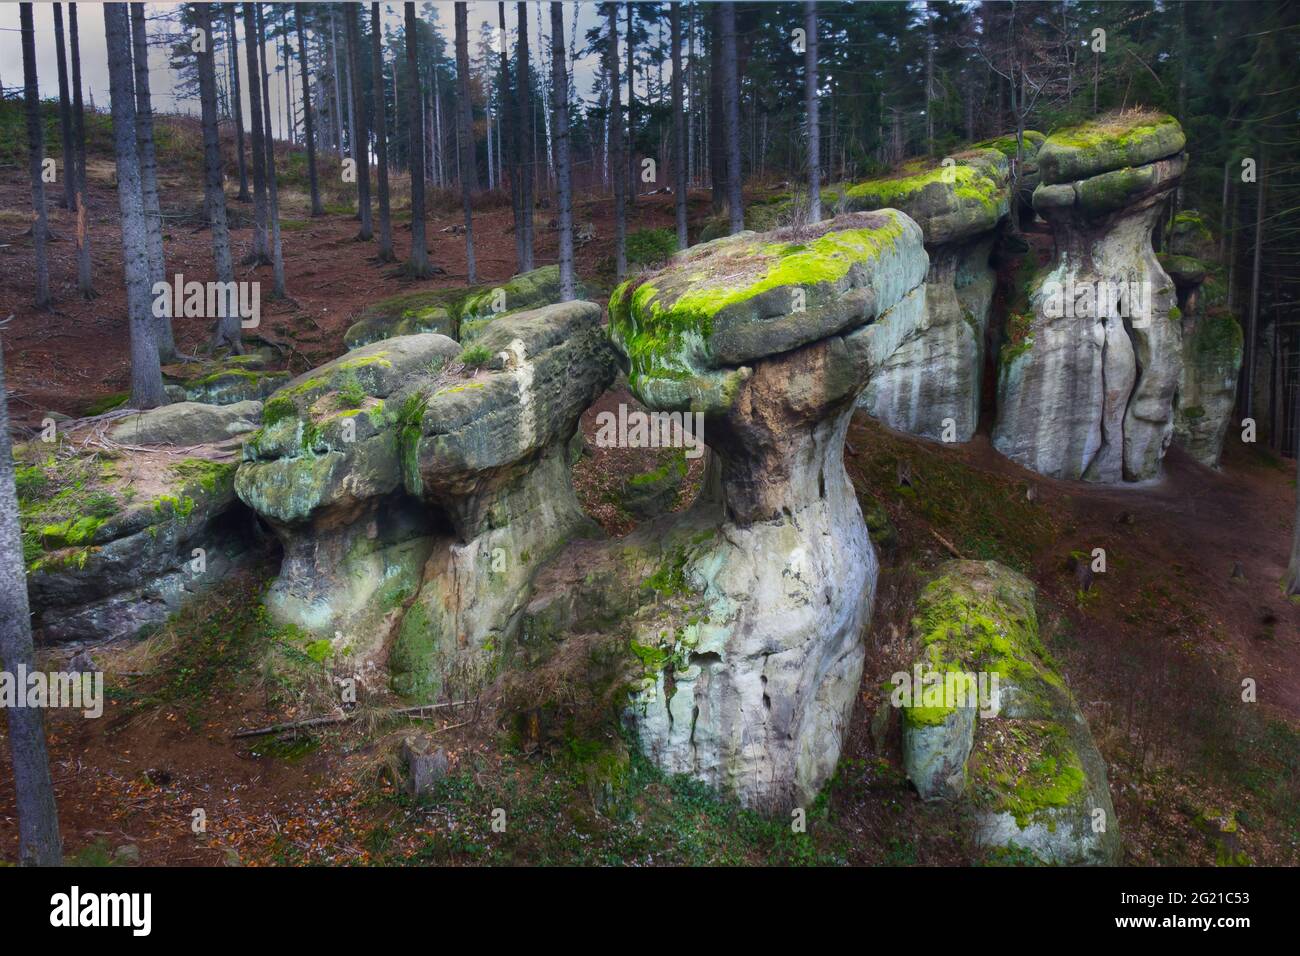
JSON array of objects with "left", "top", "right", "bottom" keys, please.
[
  {"left": 929, "top": 528, "right": 964, "bottom": 559},
  {"left": 231, "top": 700, "right": 475, "bottom": 739}
]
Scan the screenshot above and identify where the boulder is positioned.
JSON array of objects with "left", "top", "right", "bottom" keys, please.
[
  {"left": 898, "top": 561, "right": 1121, "bottom": 865},
  {"left": 234, "top": 334, "right": 462, "bottom": 658},
  {"left": 975, "top": 130, "right": 1046, "bottom": 219},
  {"left": 109, "top": 400, "right": 262, "bottom": 446},
  {"left": 21, "top": 441, "right": 261, "bottom": 643},
  {"left": 617, "top": 452, "right": 687, "bottom": 520},
  {"left": 1174, "top": 314, "right": 1243, "bottom": 468},
  {"left": 163, "top": 351, "right": 290, "bottom": 406},
  {"left": 387, "top": 301, "right": 617, "bottom": 699},
  {"left": 342, "top": 265, "right": 588, "bottom": 350},
  {"left": 995, "top": 111, "right": 1187, "bottom": 482},
  {"left": 538, "top": 210, "right": 928, "bottom": 809},
  {"left": 845, "top": 149, "right": 1010, "bottom": 441}
]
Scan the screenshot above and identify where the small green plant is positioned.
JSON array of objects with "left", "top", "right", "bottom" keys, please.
[
  {"left": 458, "top": 345, "right": 492, "bottom": 369},
  {"left": 626, "top": 228, "right": 678, "bottom": 268},
  {"left": 337, "top": 371, "right": 366, "bottom": 409}
]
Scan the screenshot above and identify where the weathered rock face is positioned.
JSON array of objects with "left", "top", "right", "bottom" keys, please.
[
  {"left": 976, "top": 130, "right": 1046, "bottom": 224},
  {"left": 388, "top": 301, "right": 617, "bottom": 699},
  {"left": 342, "top": 265, "right": 590, "bottom": 350},
  {"left": 846, "top": 149, "right": 1009, "bottom": 441},
  {"left": 1162, "top": 211, "right": 1243, "bottom": 468},
  {"left": 995, "top": 112, "right": 1187, "bottom": 482},
  {"left": 235, "top": 334, "right": 462, "bottom": 657},
  {"left": 162, "top": 351, "right": 290, "bottom": 405},
  {"left": 898, "top": 561, "right": 1121, "bottom": 865},
  {"left": 559, "top": 211, "right": 929, "bottom": 808},
  {"left": 20, "top": 408, "right": 266, "bottom": 642}
]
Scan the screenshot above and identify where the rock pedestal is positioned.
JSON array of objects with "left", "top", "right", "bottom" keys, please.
[
  {"left": 845, "top": 149, "right": 1009, "bottom": 441},
  {"left": 588, "top": 211, "right": 929, "bottom": 808},
  {"left": 995, "top": 112, "right": 1187, "bottom": 482}
]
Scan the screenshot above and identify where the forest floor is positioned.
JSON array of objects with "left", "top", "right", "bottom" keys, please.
[{"left": 1, "top": 111, "right": 1297, "bottom": 866}]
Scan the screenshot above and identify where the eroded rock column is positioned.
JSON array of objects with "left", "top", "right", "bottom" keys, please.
[{"left": 994, "top": 112, "right": 1187, "bottom": 482}]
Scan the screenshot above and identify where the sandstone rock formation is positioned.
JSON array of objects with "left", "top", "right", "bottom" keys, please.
[
  {"left": 505, "top": 211, "right": 929, "bottom": 809},
  {"left": 387, "top": 301, "right": 617, "bottom": 698},
  {"left": 975, "top": 130, "right": 1045, "bottom": 227},
  {"left": 20, "top": 406, "right": 266, "bottom": 642},
  {"left": 845, "top": 149, "right": 1010, "bottom": 441},
  {"left": 995, "top": 111, "right": 1187, "bottom": 482},
  {"left": 1162, "top": 211, "right": 1243, "bottom": 468},
  {"left": 342, "top": 265, "right": 590, "bottom": 350},
  {"left": 234, "top": 334, "right": 462, "bottom": 658},
  {"left": 899, "top": 560, "right": 1121, "bottom": 865}
]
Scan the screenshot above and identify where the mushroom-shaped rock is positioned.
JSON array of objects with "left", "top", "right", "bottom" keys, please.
[
  {"left": 844, "top": 150, "right": 1010, "bottom": 441},
  {"left": 387, "top": 301, "right": 617, "bottom": 699},
  {"left": 21, "top": 425, "right": 261, "bottom": 643},
  {"left": 596, "top": 212, "right": 929, "bottom": 807},
  {"left": 900, "top": 561, "right": 1120, "bottom": 865},
  {"left": 995, "top": 111, "right": 1187, "bottom": 482},
  {"left": 234, "top": 334, "right": 462, "bottom": 655}
]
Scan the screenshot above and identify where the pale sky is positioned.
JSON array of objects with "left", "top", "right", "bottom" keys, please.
[{"left": 0, "top": 2, "right": 619, "bottom": 140}]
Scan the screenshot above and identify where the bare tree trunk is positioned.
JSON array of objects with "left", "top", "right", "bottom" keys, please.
[
  {"left": 346, "top": 4, "right": 373, "bottom": 241},
  {"left": 404, "top": 2, "right": 435, "bottom": 278},
  {"left": 923, "top": 0, "right": 934, "bottom": 155},
  {"left": 804, "top": 0, "right": 820, "bottom": 223},
  {"left": 69, "top": 3, "right": 95, "bottom": 298},
  {"left": 257, "top": 4, "right": 286, "bottom": 296},
  {"left": 106, "top": 2, "right": 165, "bottom": 409},
  {"left": 608, "top": 5, "right": 626, "bottom": 280},
  {"left": 550, "top": 2, "right": 574, "bottom": 300},
  {"left": 1289, "top": 381, "right": 1300, "bottom": 597},
  {"left": 20, "top": 2, "right": 50, "bottom": 310},
  {"left": 0, "top": 336, "right": 63, "bottom": 867},
  {"left": 720, "top": 2, "right": 743, "bottom": 234},
  {"left": 196, "top": 3, "right": 239, "bottom": 352},
  {"left": 708, "top": 2, "right": 724, "bottom": 214},
  {"left": 297, "top": 7, "right": 324, "bottom": 216},
  {"left": 671, "top": 2, "right": 687, "bottom": 250},
  {"left": 517, "top": 2, "right": 534, "bottom": 271},
  {"left": 242, "top": 2, "right": 270, "bottom": 263},
  {"left": 227, "top": 4, "right": 251, "bottom": 201},
  {"left": 130, "top": 3, "right": 175, "bottom": 361},
  {"left": 1243, "top": 150, "right": 1267, "bottom": 419},
  {"left": 455, "top": 1, "right": 477, "bottom": 284},
  {"left": 626, "top": 1, "right": 636, "bottom": 208},
  {"left": 53, "top": 4, "right": 77, "bottom": 211},
  {"left": 499, "top": 2, "right": 522, "bottom": 271},
  {"left": 370, "top": 2, "right": 394, "bottom": 261},
  {"left": 330, "top": 8, "right": 345, "bottom": 159}
]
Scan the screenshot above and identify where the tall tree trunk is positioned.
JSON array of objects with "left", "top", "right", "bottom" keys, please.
[
  {"left": 804, "top": 0, "right": 820, "bottom": 223},
  {"left": 297, "top": 7, "right": 324, "bottom": 217},
  {"left": 130, "top": 3, "right": 175, "bottom": 361},
  {"left": 708, "top": 2, "right": 724, "bottom": 214},
  {"left": 226, "top": 4, "right": 251, "bottom": 201},
  {"left": 0, "top": 336, "right": 63, "bottom": 867},
  {"left": 346, "top": 4, "right": 373, "bottom": 240},
  {"left": 720, "top": 2, "right": 743, "bottom": 234},
  {"left": 626, "top": 1, "right": 636, "bottom": 208},
  {"left": 370, "top": 2, "right": 394, "bottom": 261},
  {"left": 1288, "top": 381, "right": 1300, "bottom": 597},
  {"left": 608, "top": 5, "right": 626, "bottom": 280},
  {"left": 454, "top": 2, "right": 477, "bottom": 284},
  {"left": 105, "top": 2, "right": 165, "bottom": 409},
  {"left": 671, "top": 2, "right": 687, "bottom": 250},
  {"left": 923, "top": 1, "right": 934, "bottom": 155},
  {"left": 1243, "top": 150, "right": 1267, "bottom": 420},
  {"left": 20, "top": 2, "right": 51, "bottom": 310},
  {"left": 69, "top": 3, "right": 95, "bottom": 298},
  {"left": 550, "top": 2, "right": 574, "bottom": 300},
  {"left": 256, "top": 3, "right": 286, "bottom": 295},
  {"left": 196, "top": 3, "right": 239, "bottom": 352},
  {"left": 516, "top": 2, "right": 534, "bottom": 271},
  {"left": 330, "top": 8, "right": 346, "bottom": 159},
  {"left": 53, "top": 4, "right": 77, "bottom": 211},
  {"left": 242, "top": 2, "right": 270, "bottom": 262},
  {"left": 404, "top": 2, "right": 435, "bottom": 278},
  {"left": 499, "top": 2, "right": 522, "bottom": 271}
]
